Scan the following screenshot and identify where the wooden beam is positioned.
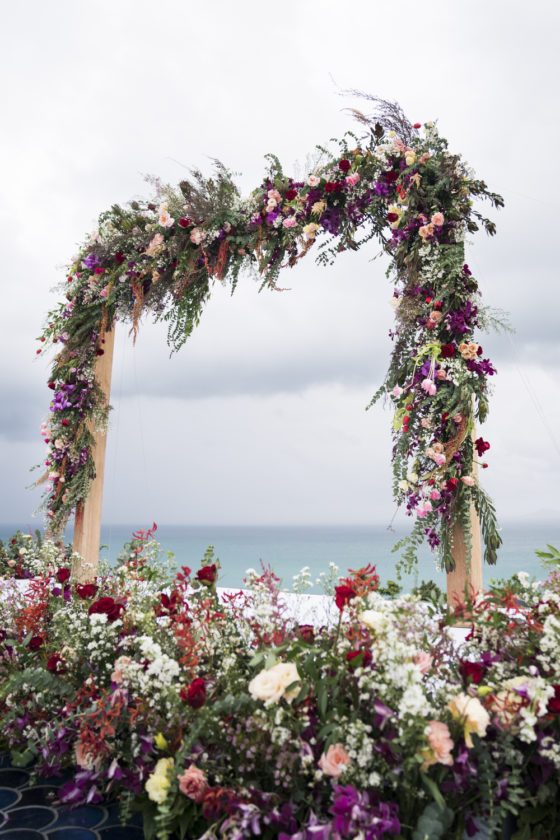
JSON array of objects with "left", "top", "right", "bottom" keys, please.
[
  {"left": 72, "top": 324, "right": 116, "bottom": 582},
  {"left": 446, "top": 422, "right": 483, "bottom": 610}
]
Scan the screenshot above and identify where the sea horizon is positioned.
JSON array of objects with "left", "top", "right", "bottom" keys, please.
[{"left": 2, "top": 518, "right": 559, "bottom": 594}]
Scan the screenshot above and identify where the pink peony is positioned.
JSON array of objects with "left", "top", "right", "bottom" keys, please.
[
  {"left": 318, "top": 743, "right": 351, "bottom": 778},
  {"left": 345, "top": 173, "right": 360, "bottom": 186},
  {"left": 177, "top": 765, "right": 209, "bottom": 802},
  {"left": 430, "top": 489, "right": 441, "bottom": 501},
  {"left": 283, "top": 217, "right": 296, "bottom": 228}
]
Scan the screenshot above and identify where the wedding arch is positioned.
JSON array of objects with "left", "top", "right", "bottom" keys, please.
[{"left": 36, "top": 97, "right": 503, "bottom": 597}]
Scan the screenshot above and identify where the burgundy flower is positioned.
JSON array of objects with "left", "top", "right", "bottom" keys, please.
[
  {"left": 114, "top": 251, "right": 125, "bottom": 264},
  {"left": 46, "top": 653, "right": 66, "bottom": 674},
  {"left": 441, "top": 344, "right": 455, "bottom": 358},
  {"left": 178, "top": 217, "right": 191, "bottom": 228},
  {"left": 76, "top": 583, "right": 98, "bottom": 599},
  {"left": 298, "top": 624, "right": 315, "bottom": 643},
  {"left": 154, "top": 589, "right": 182, "bottom": 617},
  {"left": 28, "top": 635, "right": 44, "bottom": 651},
  {"left": 196, "top": 565, "right": 217, "bottom": 585},
  {"left": 475, "top": 437, "right": 491, "bottom": 457},
  {"left": 335, "top": 584, "right": 356, "bottom": 611},
  {"left": 285, "top": 188, "right": 297, "bottom": 200},
  {"left": 338, "top": 159, "right": 351, "bottom": 172},
  {"left": 324, "top": 182, "right": 337, "bottom": 193},
  {"left": 387, "top": 212, "right": 399, "bottom": 223},
  {"left": 56, "top": 568, "right": 71, "bottom": 584},
  {"left": 447, "top": 478, "right": 458, "bottom": 491},
  {"left": 385, "top": 170, "right": 399, "bottom": 183},
  {"left": 181, "top": 677, "right": 207, "bottom": 709},
  {"left": 459, "top": 659, "right": 485, "bottom": 684},
  {"left": 346, "top": 649, "right": 372, "bottom": 668},
  {"left": 89, "top": 596, "right": 126, "bottom": 622},
  {"left": 548, "top": 685, "right": 560, "bottom": 714}
]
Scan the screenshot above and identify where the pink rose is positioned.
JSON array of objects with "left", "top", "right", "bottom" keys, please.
[
  {"left": 345, "top": 173, "right": 360, "bottom": 186},
  {"left": 283, "top": 217, "right": 296, "bottom": 228},
  {"left": 177, "top": 765, "right": 209, "bottom": 802},
  {"left": 307, "top": 175, "right": 320, "bottom": 187},
  {"left": 431, "top": 212, "right": 444, "bottom": 226},
  {"left": 461, "top": 476, "right": 475, "bottom": 486},
  {"left": 430, "top": 490, "right": 441, "bottom": 501},
  {"left": 318, "top": 743, "right": 351, "bottom": 777},
  {"left": 414, "top": 651, "right": 433, "bottom": 675}
]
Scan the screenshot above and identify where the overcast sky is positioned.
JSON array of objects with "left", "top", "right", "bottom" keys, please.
[{"left": 1, "top": 0, "right": 559, "bottom": 531}]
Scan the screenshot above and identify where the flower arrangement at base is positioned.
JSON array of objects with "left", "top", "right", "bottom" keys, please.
[{"left": 1, "top": 531, "right": 560, "bottom": 839}]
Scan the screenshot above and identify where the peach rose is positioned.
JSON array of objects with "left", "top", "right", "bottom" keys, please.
[
  {"left": 421, "top": 720, "right": 454, "bottom": 769},
  {"left": 145, "top": 233, "right": 164, "bottom": 256},
  {"left": 190, "top": 228, "right": 204, "bottom": 245},
  {"left": 318, "top": 743, "right": 351, "bottom": 777},
  {"left": 178, "top": 765, "right": 209, "bottom": 802},
  {"left": 111, "top": 655, "right": 132, "bottom": 684},
  {"left": 431, "top": 212, "right": 444, "bottom": 226},
  {"left": 307, "top": 175, "right": 320, "bottom": 187}
]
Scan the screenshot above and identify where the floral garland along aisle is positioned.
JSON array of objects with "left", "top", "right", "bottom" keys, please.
[{"left": 36, "top": 97, "right": 504, "bottom": 573}]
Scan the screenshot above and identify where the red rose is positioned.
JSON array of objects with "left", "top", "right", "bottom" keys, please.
[
  {"left": 298, "top": 624, "right": 315, "bottom": 643},
  {"left": 56, "top": 568, "right": 71, "bottom": 583},
  {"left": 61, "top": 419, "right": 69, "bottom": 427},
  {"left": 441, "top": 344, "right": 455, "bottom": 358},
  {"left": 114, "top": 251, "right": 125, "bottom": 264},
  {"left": 95, "top": 349, "right": 105, "bottom": 356},
  {"left": 387, "top": 212, "right": 399, "bottom": 223},
  {"left": 196, "top": 565, "right": 217, "bottom": 585},
  {"left": 89, "top": 596, "right": 125, "bottom": 622},
  {"left": 385, "top": 171, "right": 399, "bottom": 183},
  {"left": 459, "top": 660, "right": 485, "bottom": 684},
  {"left": 48, "top": 382, "right": 56, "bottom": 390},
  {"left": 447, "top": 478, "right": 458, "bottom": 491},
  {"left": 28, "top": 635, "right": 44, "bottom": 651},
  {"left": 324, "top": 182, "right": 336, "bottom": 193},
  {"left": 334, "top": 583, "right": 356, "bottom": 611},
  {"left": 181, "top": 678, "right": 207, "bottom": 709},
  {"left": 413, "top": 123, "right": 422, "bottom": 129},
  {"left": 76, "top": 583, "right": 98, "bottom": 599},
  {"left": 475, "top": 437, "right": 490, "bottom": 457},
  {"left": 338, "top": 159, "right": 351, "bottom": 172},
  {"left": 441, "top": 412, "right": 449, "bottom": 423},
  {"left": 433, "top": 300, "right": 442, "bottom": 309},
  {"left": 178, "top": 217, "right": 191, "bottom": 228},
  {"left": 285, "top": 189, "right": 297, "bottom": 200},
  {"left": 548, "top": 685, "right": 560, "bottom": 714},
  {"left": 47, "top": 654, "right": 66, "bottom": 674}
]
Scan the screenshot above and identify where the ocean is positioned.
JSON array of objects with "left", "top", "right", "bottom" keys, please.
[{"left": 2, "top": 520, "right": 559, "bottom": 593}]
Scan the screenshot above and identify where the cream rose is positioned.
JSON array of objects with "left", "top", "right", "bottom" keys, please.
[
  {"left": 359, "top": 609, "right": 387, "bottom": 634},
  {"left": 249, "top": 662, "right": 301, "bottom": 705},
  {"left": 449, "top": 692, "right": 490, "bottom": 748}
]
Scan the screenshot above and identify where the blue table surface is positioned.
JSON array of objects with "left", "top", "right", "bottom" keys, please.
[{"left": 0, "top": 754, "right": 147, "bottom": 840}]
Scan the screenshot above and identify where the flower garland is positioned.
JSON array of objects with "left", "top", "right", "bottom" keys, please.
[{"left": 36, "top": 99, "right": 504, "bottom": 572}]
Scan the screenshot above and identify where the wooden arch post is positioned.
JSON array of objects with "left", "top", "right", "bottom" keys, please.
[
  {"left": 447, "top": 430, "right": 483, "bottom": 610},
  {"left": 72, "top": 324, "right": 116, "bottom": 583}
]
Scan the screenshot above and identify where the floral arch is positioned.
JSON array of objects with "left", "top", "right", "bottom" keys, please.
[{"left": 37, "top": 97, "right": 503, "bottom": 574}]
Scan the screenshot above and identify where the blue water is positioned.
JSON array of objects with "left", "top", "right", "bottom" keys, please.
[{"left": 2, "top": 521, "right": 559, "bottom": 593}]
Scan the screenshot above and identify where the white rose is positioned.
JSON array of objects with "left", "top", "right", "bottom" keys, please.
[
  {"left": 397, "top": 480, "right": 409, "bottom": 492},
  {"left": 359, "top": 610, "right": 387, "bottom": 634}
]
